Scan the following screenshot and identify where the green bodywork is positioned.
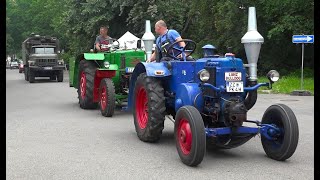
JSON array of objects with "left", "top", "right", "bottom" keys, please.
[{"left": 69, "top": 50, "right": 146, "bottom": 104}]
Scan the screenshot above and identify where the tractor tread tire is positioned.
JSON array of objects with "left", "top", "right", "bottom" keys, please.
[
  {"left": 133, "top": 73, "right": 166, "bottom": 142},
  {"left": 78, "top": 60, "right": 98, "bottom": 109}
]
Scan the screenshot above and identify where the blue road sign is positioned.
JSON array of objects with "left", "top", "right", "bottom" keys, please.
[{"left": 292, "top": 35, "right": 314, "bottom": 43}]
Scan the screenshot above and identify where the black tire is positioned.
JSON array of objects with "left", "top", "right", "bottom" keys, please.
[
  {"left": 175, "top": 106, "right": 206, "bottom": 166},
  {"left": 133, "top": 73, "right": 165, "bottom": 142},
  {"left": 29, "top": 69, "right": 35, "bottom": 83},
  {"left": 24, "top": 68, "right": 29, "bottom": 81},
  {"left": 57, "top": 70, "right": 63, "bottom": 82},
  {"left": 50, "top": 75, "right": 56, "bottom": 80},
  {"left": 77, "top": 60, "right": 98, "bottom": 109},
  {"left": 19, "top": 69, "right": 22, "bottom": 73},
  {"left": 261, "top": 104, "right": 299, "bottom": 161},
  {"left": 99, "top": 78, "right": 116, "bottom": 117}
]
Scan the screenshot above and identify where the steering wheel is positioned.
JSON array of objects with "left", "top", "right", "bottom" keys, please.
[
  {"left": 99, "top": 38, "right": 120, "bottom": 52},
  {"left": 110, "top": 38, "right": 120, "bottom": 49},
  {"left": 166, "top": 39, "right": 196, "bottom": 61}
]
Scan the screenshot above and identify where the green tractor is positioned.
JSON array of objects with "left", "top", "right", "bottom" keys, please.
[{"left": 69, "top": 41, "right": 146, "bottom": 117}]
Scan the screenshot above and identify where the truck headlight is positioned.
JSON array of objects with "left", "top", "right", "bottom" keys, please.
[
  {"left": 104, "top": 61, "right": 110, "bottom": 68},
  {"left": 267, "top": 70, "right": 280, "bottom": 82},
  {"left": 198, "top": 69, "right": 210, "bottom": 82}
]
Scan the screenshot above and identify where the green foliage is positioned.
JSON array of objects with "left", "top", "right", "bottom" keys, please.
[
  {"left": 258, "top": 75, "right": 314, "bottom": 95},
  {"left": 6, "top": 0, "right": 314, "bottom": 76}
]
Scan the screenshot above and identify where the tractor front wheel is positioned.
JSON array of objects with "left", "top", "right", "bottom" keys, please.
[
  {"left": 175, "top": 106, "right": 206, "bottom": 166},
  {"left": 133, "top": 73, "right": 165, "bottom": 142},
  {"left": 261, "top": 103, "right": 299, "bottom": 161},
  {"left": 99, "top": 78, "right": 115, "bottom": 117},
  {"left": 78, "top": 60, "right": 98, "bottom": 109}
]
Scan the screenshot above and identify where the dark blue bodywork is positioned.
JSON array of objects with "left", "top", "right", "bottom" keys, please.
[{"left": 127, "top": 55, "right": 279, "bottom": 147}]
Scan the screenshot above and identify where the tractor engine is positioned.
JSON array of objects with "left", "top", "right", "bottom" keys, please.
[
  {"left": 223, "top": 98, "right": 247, "bottom": 127},
  {"left": 201, "top": 47, "right": 250, "bottom": 127}
]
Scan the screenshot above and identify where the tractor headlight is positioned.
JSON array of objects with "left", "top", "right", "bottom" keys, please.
[
  {"left": 267, "top": 70, "right": 280, "bottom": 82},
  {"left": 104, "top": 61, "right": 110, "bottom": 68},
  {"left": 198, "top": 69, "right": 210, "bottom": 82}
]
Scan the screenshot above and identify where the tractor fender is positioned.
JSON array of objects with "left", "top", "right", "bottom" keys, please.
[
  {"left": 175, "top": 83, "right": 204, "bottom": 112},
  {"left": 127, "top": 62, "right": 171, "bottom": 111}
]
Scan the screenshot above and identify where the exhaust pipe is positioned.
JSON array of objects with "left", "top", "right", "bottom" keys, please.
[
  {"left": 141, "top": 20, "right": 155, "bottom": 61},
  {"left": 241, "top": 7, "right": 264, "bottom": 82}
]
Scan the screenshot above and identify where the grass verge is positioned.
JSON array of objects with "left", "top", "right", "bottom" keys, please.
[{"left": 257, "top": 76, "right": 314, "bottom": 95}]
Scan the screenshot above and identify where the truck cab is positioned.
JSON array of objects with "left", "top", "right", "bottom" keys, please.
[{"left": 22, "top": 35, "right": 64, "bottom": 83}]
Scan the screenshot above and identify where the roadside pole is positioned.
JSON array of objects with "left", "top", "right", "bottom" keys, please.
[{"left": 291, "top": 34, "right": 313, "bottom": 96}]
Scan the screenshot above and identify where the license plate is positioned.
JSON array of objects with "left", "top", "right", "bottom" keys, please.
[
  {"left": 125, "top": 67, "right": 134, "bottom": 73},
  {"left": 44, "top": 67, "right": 52, "bottom": 70},
  {"left": 226, "top": 81, "right": 243, "bottom": 92},
  {"left": 225, "top": 72, "right": 242, "bottom": 81}
]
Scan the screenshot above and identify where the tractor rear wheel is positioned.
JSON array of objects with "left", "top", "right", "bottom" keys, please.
[
  {"left": 78, "top": 60, "right": 98, "bottom": 109},
  {"left": 133, "top": 73, "right": 165, "bottom": 142},
  {"left": 57, "top": 70, "right": 63, "bottom": 82},
  {"left": 261, "top": 104, "right": 299, "bottom": 161},
  {"left": 175, "top": 106, "right": 206, "bottom": 166},
  {"left": 99, "top": 78, "right": 115, "bottom": 117}
]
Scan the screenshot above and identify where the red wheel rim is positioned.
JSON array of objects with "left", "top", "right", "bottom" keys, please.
[
  {"left": 80, "top": 71, "right": 86, "bottom": 99},
  {"left": 177, "top": 119, "right": 192, "bottom": 155},
  {"left": 136, "top": 86, "right": 148, "bottom": 129},
  {"left": 100, "top": 86, "right": 107, "bottom": 110}
]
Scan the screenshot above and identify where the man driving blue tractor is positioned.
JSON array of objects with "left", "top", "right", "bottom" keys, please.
[{"left": 147, "top": 20, "right": 191, "bottom": 62}]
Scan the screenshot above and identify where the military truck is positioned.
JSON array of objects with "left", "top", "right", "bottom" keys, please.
[{"left": 22, "top": 34, "right": 65, "bottom": 83}]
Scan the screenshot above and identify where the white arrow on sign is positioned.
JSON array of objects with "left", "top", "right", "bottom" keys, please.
[{"left": 307, "top": 36, "right": 313, "bottom": 42}]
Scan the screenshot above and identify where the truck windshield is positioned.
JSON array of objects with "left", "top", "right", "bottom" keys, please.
[{"left": 34, "top": 47, "right": 55, "bottom": 54}]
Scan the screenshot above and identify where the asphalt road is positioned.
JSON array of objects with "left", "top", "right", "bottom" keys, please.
[{"left": 6, "top": 69, "right": 314, "bottom": 179}]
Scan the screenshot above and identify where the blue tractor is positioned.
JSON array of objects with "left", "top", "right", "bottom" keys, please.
[{"left": 127, "top": 8, "right": 299, "bottom": 166}]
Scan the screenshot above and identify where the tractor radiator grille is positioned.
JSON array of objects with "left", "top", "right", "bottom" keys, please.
[
  {"left": 36, "top": 59, "right": 57, "bottom": 67},
  {"left": 204, "top": 67, "right": 216, "bottom": 97}
]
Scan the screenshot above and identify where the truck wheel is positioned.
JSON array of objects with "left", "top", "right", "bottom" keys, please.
[
  {"left": 57, "top": 71, "right": 63, "bottom": 82},
  {"left": 261, "top": 104, "right": 299, "bottom": 161},
  {"left": 78, "top": 60, "right": 98, "bottom": 109},
  {"left": 133, "top": 73, "right": 165, "bottom": 142},
  {"left": 99, "top": 78, "right": 115, "bottom": 117},
  {"left": 29, "top": 70, "right": 35, "bottom": 83},
  {"left": 24, "top": 69, "right": 29, "bottom": 81},
  {"left": 175, "top": 106, "right": 206, "bottom": 166}
]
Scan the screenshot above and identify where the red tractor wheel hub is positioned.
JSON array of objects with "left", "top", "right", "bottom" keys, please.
[
  {"left": 136, "top": 86, "right": 148, "bottom": 129},
  {"left": 177, "top": 119, "right": 192, "bottom": 155}
]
